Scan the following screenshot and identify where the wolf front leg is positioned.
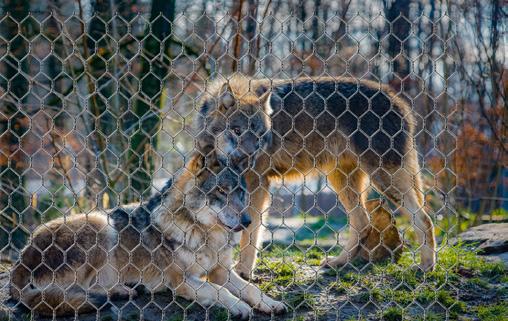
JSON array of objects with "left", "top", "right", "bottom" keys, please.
[
  {"left": 209, "top": 266, "right": 286, "bottom": 314},
  {"left": 175, "top": 276, "right": 252, "bottom": 319},
  {"left": 236, "top": 171, "right": 271, "bottom": 279}
]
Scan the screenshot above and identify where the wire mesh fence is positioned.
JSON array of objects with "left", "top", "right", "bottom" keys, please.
[{"left": 0, "top": 0, "right": 507, "bottom": 320}]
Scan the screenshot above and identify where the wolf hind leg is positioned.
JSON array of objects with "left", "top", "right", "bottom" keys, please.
[
  {"left": 14, "top": 284, "right": 108, "bottom": 317},
  {"left": 321, "top": 167, "right": 371, "bottom": 268},
  {"left": 371, "top": 161, "right": 436, "bottom": 271}
]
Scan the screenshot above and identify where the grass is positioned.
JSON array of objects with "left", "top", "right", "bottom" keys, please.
[
  {"left": 381, "top": 306, "right": 403, "bottom": 321},
  {"left": 254, "top": 241, "right": 507, "bottom": 320},
  {"left": 3, "top": 234, "right": 505, "bottom": 321},
  {"left": 283, "top": 292, "right": 318, "bottom": 310},
  {"left": 256, "top": 257, "right": 300, "bottom": 288},
  {"left": 476, "top": 304, "right": 508, "bottom": 321}
]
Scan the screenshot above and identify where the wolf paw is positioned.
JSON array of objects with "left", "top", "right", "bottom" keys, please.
[
  {"left": 235, "top": 266, "right": 253, "bottom": 281},
  {"left": 229, "top": 300, "right": 252, "bottom": 320},
  {"left": 320, "top": 256, "right": 348, "bottom": 268},
  {"left": 255, "top": 295, "right": 287, "bottom": 315}
]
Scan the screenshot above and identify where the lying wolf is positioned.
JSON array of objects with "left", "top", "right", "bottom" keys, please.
[
  {"left": 196, "top": 75, "right": 436, "bottom": 277},
  {"left": 10, "top": 152, "right": 285, "bottom": 318}
]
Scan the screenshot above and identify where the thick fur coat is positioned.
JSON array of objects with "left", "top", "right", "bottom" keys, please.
[
  {"left": 10, "top": 153, "right": 285, "bottom": 318},
  {"left": 196, "top": 75, "right": 436, "bottom": 276}
]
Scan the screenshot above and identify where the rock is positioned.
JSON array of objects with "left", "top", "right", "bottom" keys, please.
[
  {"left": 453, "top": 223, "right": 508, "bottom": 254},
  {"left": 358, "top": 199, "right": 403, "bottom": 262}
]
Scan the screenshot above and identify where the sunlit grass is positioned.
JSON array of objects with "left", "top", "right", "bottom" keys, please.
[{"left": 254, "top": 241, "right": 507, "bottom": 320}]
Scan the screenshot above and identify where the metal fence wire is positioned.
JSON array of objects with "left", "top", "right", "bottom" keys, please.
[{"left": 1, "top": 1, "right": 507, "bottom": 321}]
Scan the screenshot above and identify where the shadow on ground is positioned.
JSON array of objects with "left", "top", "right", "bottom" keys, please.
[{"left": 1, "top": 241, "right": 507, "bottom": 321}]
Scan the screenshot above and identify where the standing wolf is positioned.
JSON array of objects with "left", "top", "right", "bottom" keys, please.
[
  {"left": 196, "top": 75, "right": 436, "bottom": 277},
  {"left": 10, "top": 152, "right": 285, "bottom": 318}
]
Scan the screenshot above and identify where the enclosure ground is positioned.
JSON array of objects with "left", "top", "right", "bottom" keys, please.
[{"left": 1, "top": 243, "right": 507, "bottom": 321}]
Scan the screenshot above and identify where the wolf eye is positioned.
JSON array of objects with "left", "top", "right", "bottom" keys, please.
[
  {"left": 217, "top": 187, "right": 227, "bottom": 196},
  {"left": 232, "top": 127, "right": 242, "bottom": 136}
]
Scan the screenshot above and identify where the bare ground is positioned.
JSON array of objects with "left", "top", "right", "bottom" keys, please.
[{"left": 1, "top": 245, "right": 507, "bottom": 321}]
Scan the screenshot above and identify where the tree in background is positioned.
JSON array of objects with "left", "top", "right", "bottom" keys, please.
[
  {"left": 129, "top": 0, "right": 176, "bottom": 201},
  {"left": 0, "top": 0, "right": 31, "bottom": 255},
  {"left": 383, "top": 0, "right": 411, "bottom": 91}
]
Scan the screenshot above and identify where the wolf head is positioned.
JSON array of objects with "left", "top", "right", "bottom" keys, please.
[
  {"left": 196, "top": 76, "right": 272, "bottom": 169},
  {"left": 180, "top": 152, "right": 251, "bottom": 232}
]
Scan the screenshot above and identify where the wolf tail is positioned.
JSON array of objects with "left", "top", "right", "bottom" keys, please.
[{"left": 10, "top": 285, "right": 107, "bottom": 317}]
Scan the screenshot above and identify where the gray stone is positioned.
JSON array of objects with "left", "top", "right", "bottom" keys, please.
[{"left": 454, "top": 223, "right": 508, "bottom": 255}]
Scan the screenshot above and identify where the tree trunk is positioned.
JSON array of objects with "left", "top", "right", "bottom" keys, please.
[
  {"left": 129, "top": 0, "right": 176, "bottom": 201},
  {"left": 0, "top": 0, "right": 30, "bottom": 257},
  {"left": 232, "top": 0, "right": 246, "bottom": 72},
  {"left": 384, "top": 0, "right": 411, "bottom": 91},
  {"left": 86, "top": 0, "right": 116, "bottom": 205},
  {"left": 246, "top": 0, "right": 258, "bottom": 75}
]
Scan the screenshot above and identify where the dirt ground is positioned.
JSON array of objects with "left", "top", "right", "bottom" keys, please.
[{"left": 1, "top": 243, "right": 507, "bottom": 321}]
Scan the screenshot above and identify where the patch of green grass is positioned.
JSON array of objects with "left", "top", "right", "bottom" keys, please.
[
  {"left": 258, "top": 279, "right": 276, "bottom": 293},
  {"left": 413, "top": 312, "right": 446, "bottom": 321},
  {"left": 479, "top": 261, "right": 506, "bottom": 278},
  {"left": 173, "top": 297, "right": 198, "bottom": 310},
  {"left": 329, "top": 280, "right": 355, "bottom": 294},
  {"left": 342, "top": 272, "right": 362, "bottom": 282},
  {"left": 476, "top": 304, "right": 508, "bottom": 321},
  {"left": 256, "top": 257, "right": 299, "bottom": 286},
  {"left": 352, "top": 287, "right": 383, "bottom": 302},
  {"left": 369, "top": 242, "right": 505, "bottom": 291},
  {"left": 383, "top": 289, "right": 415, "bottom": 306},
  {"left": 382, "top": 306, "right": 403, "bottom": 321},
  {"left": 292, "top": 249, "right": 323, "bottom": 266},
  {"left": 372, "top": 259, "right": 418, "bottom": 287},
  {"left": 415, "top": 287, "right": 465, "bottom": 315},
  {"left": 283, "top": 292, "right": 317, "bottom": 310},
  {"left": 495, "top": 284, "right": 508, "bottom": 297},
  {"left": 253, "top": 241, "right": 504, "bottom": 319},
  {"left": 436, "top": 243, "right": 506, "bottom": 278},
  {"left": 101, "top": 316, "right": 114, "bottom": 321},
  {"left": 436, "top": 290, "right": 466, "bottom": 315},
  {"left": 345, "top": 317, "right": 367, "bottom": 321},
  {"left": 466, "top": 277, "right": 490, "bottom": 288},
  {"left": 261, "top": 244, "right": 337, "bottom": 264},
  {"left": 491, "top": 208, "right": 508, "bottom": 218},
  {"left": 415, "top": 287, "right": 436, "bottom": 305}
]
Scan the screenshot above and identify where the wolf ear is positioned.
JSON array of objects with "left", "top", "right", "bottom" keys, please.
[
  {"left": 255, "top": 85, "right": 272, "bottom": 115},
  {"left": 219, "top": 83, "right": 235, "bottom": 111}
]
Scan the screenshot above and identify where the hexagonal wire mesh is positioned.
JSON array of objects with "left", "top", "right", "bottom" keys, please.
[{"left": 1, "top": 0, "right": 507, "bottom": 320}]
